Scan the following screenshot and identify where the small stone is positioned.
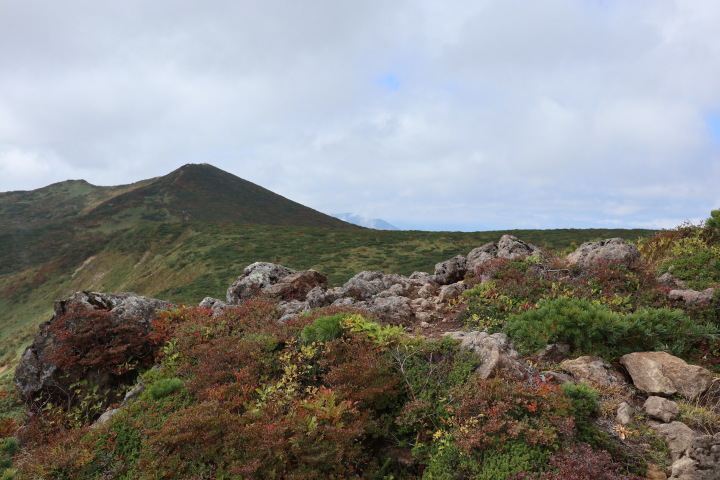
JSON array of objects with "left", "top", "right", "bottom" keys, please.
[
  {"left": 616, "top": 402, "right": 635, "bottom": 425},
  {"left": 420, "top": 321, "right": 430, "bottom": 329},
  {"left": 644, "top": 396, "right": 679, "bottom": 423}
]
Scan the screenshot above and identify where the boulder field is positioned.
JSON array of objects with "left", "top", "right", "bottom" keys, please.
[{"left": 13, "top": 235, "right": 719, "bottom": 479}]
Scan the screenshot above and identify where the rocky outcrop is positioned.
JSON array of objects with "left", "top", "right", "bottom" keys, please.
[
  {"left": 620, "top": 352, "right": 714, "bottom": 400},
  {"left": 566, "top": 238, "right": 640, "bottom": 268},
  {"left": 199, "top": 297, "right": 228, "bottom": 315},
  {"left": 651, "top": 422, "right": 720, "bottom": 480},
  {"left": 644, "top": 396, "right": 679, "bottom": 423},
  {"left": 559, "top": 356, "right": 626, "bottom": 387},
  {"left": 433, "top": 255, "right": 467, "bottom": 285},
  {"left": 226, "top": 262, "right": 296, "bottom": 304},
  {"left": 265, "top": 270, "right": 328, "bottom": 301},
  {"left": 668, "top": 288, "right": 716, "bottom": 307},
  {"left": 668, "top": 432, "right": 720, "bottom": 480},
  {"left": 466, "top": 235, "right": 541, "bottom": 272},
  {"left": 446, "top": 331, "right": 529, "bottom": 380},
  {"left": 14, "top": 291, "right": 170, "bottom": 409},
  {"left": 651, "top": 422, "right": 697, "bottom": 462}
]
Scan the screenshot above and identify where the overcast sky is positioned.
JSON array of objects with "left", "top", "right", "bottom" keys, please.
[{"left": 1, "top": 1, "right": 719, "bottom": 230}]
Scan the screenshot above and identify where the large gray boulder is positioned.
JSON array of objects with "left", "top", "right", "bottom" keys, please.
[
  {"left": 566, "top": 238, "right": 640, "bottom": 268},
  {"left": 226, "top": 262, "right": 296, "bottom": 304},
  {"left": 651, "top": 421, "right": 697, "bottom": 462},
  {"left": 433, "top": 255, "right": 467, "bottom": 285},
  {"left": 14, "top": 291, "right": 170, "bottom": 410},
  {"left": 620, "top": 352, "right": 714, "bottom": 400},
  {"left": 466, "top": 235, "right": 541, "bottom": 272}
]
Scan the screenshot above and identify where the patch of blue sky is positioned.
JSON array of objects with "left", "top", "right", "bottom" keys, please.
[
  {"left": 375, "top": 73, "right": 400, "bottom": 91},
  {"left": 706, "top": 111, "right": 720, "bottom": 144}
]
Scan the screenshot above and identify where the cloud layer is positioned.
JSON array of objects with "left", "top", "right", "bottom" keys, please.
[{"left": 1, "top": 0, "right": 719, "bottom": 230}]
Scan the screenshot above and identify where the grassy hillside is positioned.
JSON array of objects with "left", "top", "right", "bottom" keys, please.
[
  {"left": 0, "top": 178, "right": 155, "bottom": 230},
  {"left": 0, "top": 222, "right": 655, "bottom": 366}
]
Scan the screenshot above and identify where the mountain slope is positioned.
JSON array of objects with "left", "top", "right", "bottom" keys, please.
[
  {"left": 0, "top": 178, "right": 155, "bottom": 230},
  {"left": 81, "top": 164, "right": 356, "bottom": 230},
  {"left": 0, "top": 164, "right": 356, "bottom": 233}
]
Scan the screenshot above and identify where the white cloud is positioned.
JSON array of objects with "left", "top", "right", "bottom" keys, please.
[{"left": 0, "top": 0, "right": 718, "bottom": 229}]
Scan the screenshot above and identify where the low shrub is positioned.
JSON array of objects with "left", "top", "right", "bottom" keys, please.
[
  {"left": 561, "top": 383, "right": 599, "bottom": 422},
  {"left": 148, "top": 378, "right": 183, "bottom": 400},
  {"left": 300, "top": 313, "right": 348, "bottom": 343},
  {"left": 505, "top": 297, "right": 714, "bottom": 359}
]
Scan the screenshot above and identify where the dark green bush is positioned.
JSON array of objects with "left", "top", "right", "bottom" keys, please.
[
  {"left": 561, "top": 383, "right": 599, "bottom": 421},
  {"left": 478, "top": 441, "right": 550, "bottom": 480},
  {"left": 0, "top": 437, "right": 17, "bottom": 470},
  {"left": 300, "top": 313, "right": 348, "bottom": 343},
  {"left": 505, "top": 297, "right": 714, "bottom": 359},
  {"left": 148, "top": 378, "right": 183, "bottom": 400}
]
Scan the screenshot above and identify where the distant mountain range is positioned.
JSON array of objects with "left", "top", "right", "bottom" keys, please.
[{"left": 331, "top": 213, "right": 399, "bottom": 230}]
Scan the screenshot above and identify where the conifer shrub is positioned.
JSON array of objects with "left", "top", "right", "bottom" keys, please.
[
  {"left": 561, "top": 382, "right": 599, "bottom": 421},
  {"left": 505, "top": 296, "right": 712, "bottom": 359},
  {"left": 300, "top": 313, "right": 349, "bottom": 343},
  {"left": 148, "top": 378, "right": 183, "bottom": 400},
  {"left": 0, "top": 437, "right": 18, "bottom": 470}
]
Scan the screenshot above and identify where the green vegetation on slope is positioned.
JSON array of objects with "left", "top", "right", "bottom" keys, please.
[{"left": 0, "top": 221, "right": 655, "bottom": 367}]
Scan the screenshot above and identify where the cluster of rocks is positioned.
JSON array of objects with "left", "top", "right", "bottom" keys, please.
[
  {"left": 14, "top": 291, "right": 170, "bottom": 409},
  {"left": 560, "top": 352, "right": 718, "bottom": 480},
  {"left": 199, "top": 235, "right": 546, "bottom": 325}
]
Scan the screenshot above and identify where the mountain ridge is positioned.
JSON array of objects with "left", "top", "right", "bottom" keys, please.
[{"left": 0, "top": 163, "right": 357, "bottom": 232}]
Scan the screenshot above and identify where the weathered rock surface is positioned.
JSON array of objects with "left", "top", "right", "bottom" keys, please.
[
  {"left": 620, "top": 352, "right": 714, "bottom": 400},
  {"left": 265, "top": 269, "right": 328, "bottom": 301},
  {"left": 651, "top": 422, "right": 697, "bottom": 462},
  {"left": 466, "top": 235, "right": 541, "bottom": 272},
  {"left": 644, "top": 396, "right": 679, "bottom": 423},
  {"left": 436, "top": 283, "right": 467, "bottom": 304},
  {"left": 616, "top": 402, "right": 635, "bottom": 425},
  {"left": 226, "top": 262, "right": 296, "bottom": 304},
  {"left": 199, "top": 296, "right": 228, "bottom": 315},
  {"left": 668, "top": 433, "right": 720, "bottom": 480},
  {"left": 433, "top": 255, "right": 467, "bottom": 285},
  {"left": 668, "top": 288, "right": 716, "bottom": 307},
  {"left": 559, "top": 356, "right": 626, "bottom": 387},
  {"left": 447, "top": 331, "right": 529, "bottom": 380},
  {"left": 651, "top": 423, "right": 720, "bottom": 480},
  {"left": 567, "top": 238, "right": 640, "bottom": 268},
  {"left": 14, "top": 291, "right": 170, "bottom": 407},
  {"left": 657, "top": 272, "right": 687, "bottom": 289}
]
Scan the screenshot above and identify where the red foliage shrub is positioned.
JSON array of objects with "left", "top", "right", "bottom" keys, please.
[
  {"left": 320, "top": 334, "right": 402, "bottom": 413},
  {"left": 535, "top": 443, "right": 641, "bottom": 480},
  {"left": 452, "top": 377, "right": 575, "bottom": 451},
  {"left": 48, "top": 307, "right": 163, "bottom": 374}
]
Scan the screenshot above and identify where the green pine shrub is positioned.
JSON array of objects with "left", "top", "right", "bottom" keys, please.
[
  {"left": 148, "top": 378, "right": 183, "bottom": 400},
  {"left": 300, "top": 313, "right": 348, "bottom": 343},
  {"left": 561, "top": 383, "right": 599, "bottom": 421},
  {"left": 505, "top": 296, "right": 714, "bottom": 359}
]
